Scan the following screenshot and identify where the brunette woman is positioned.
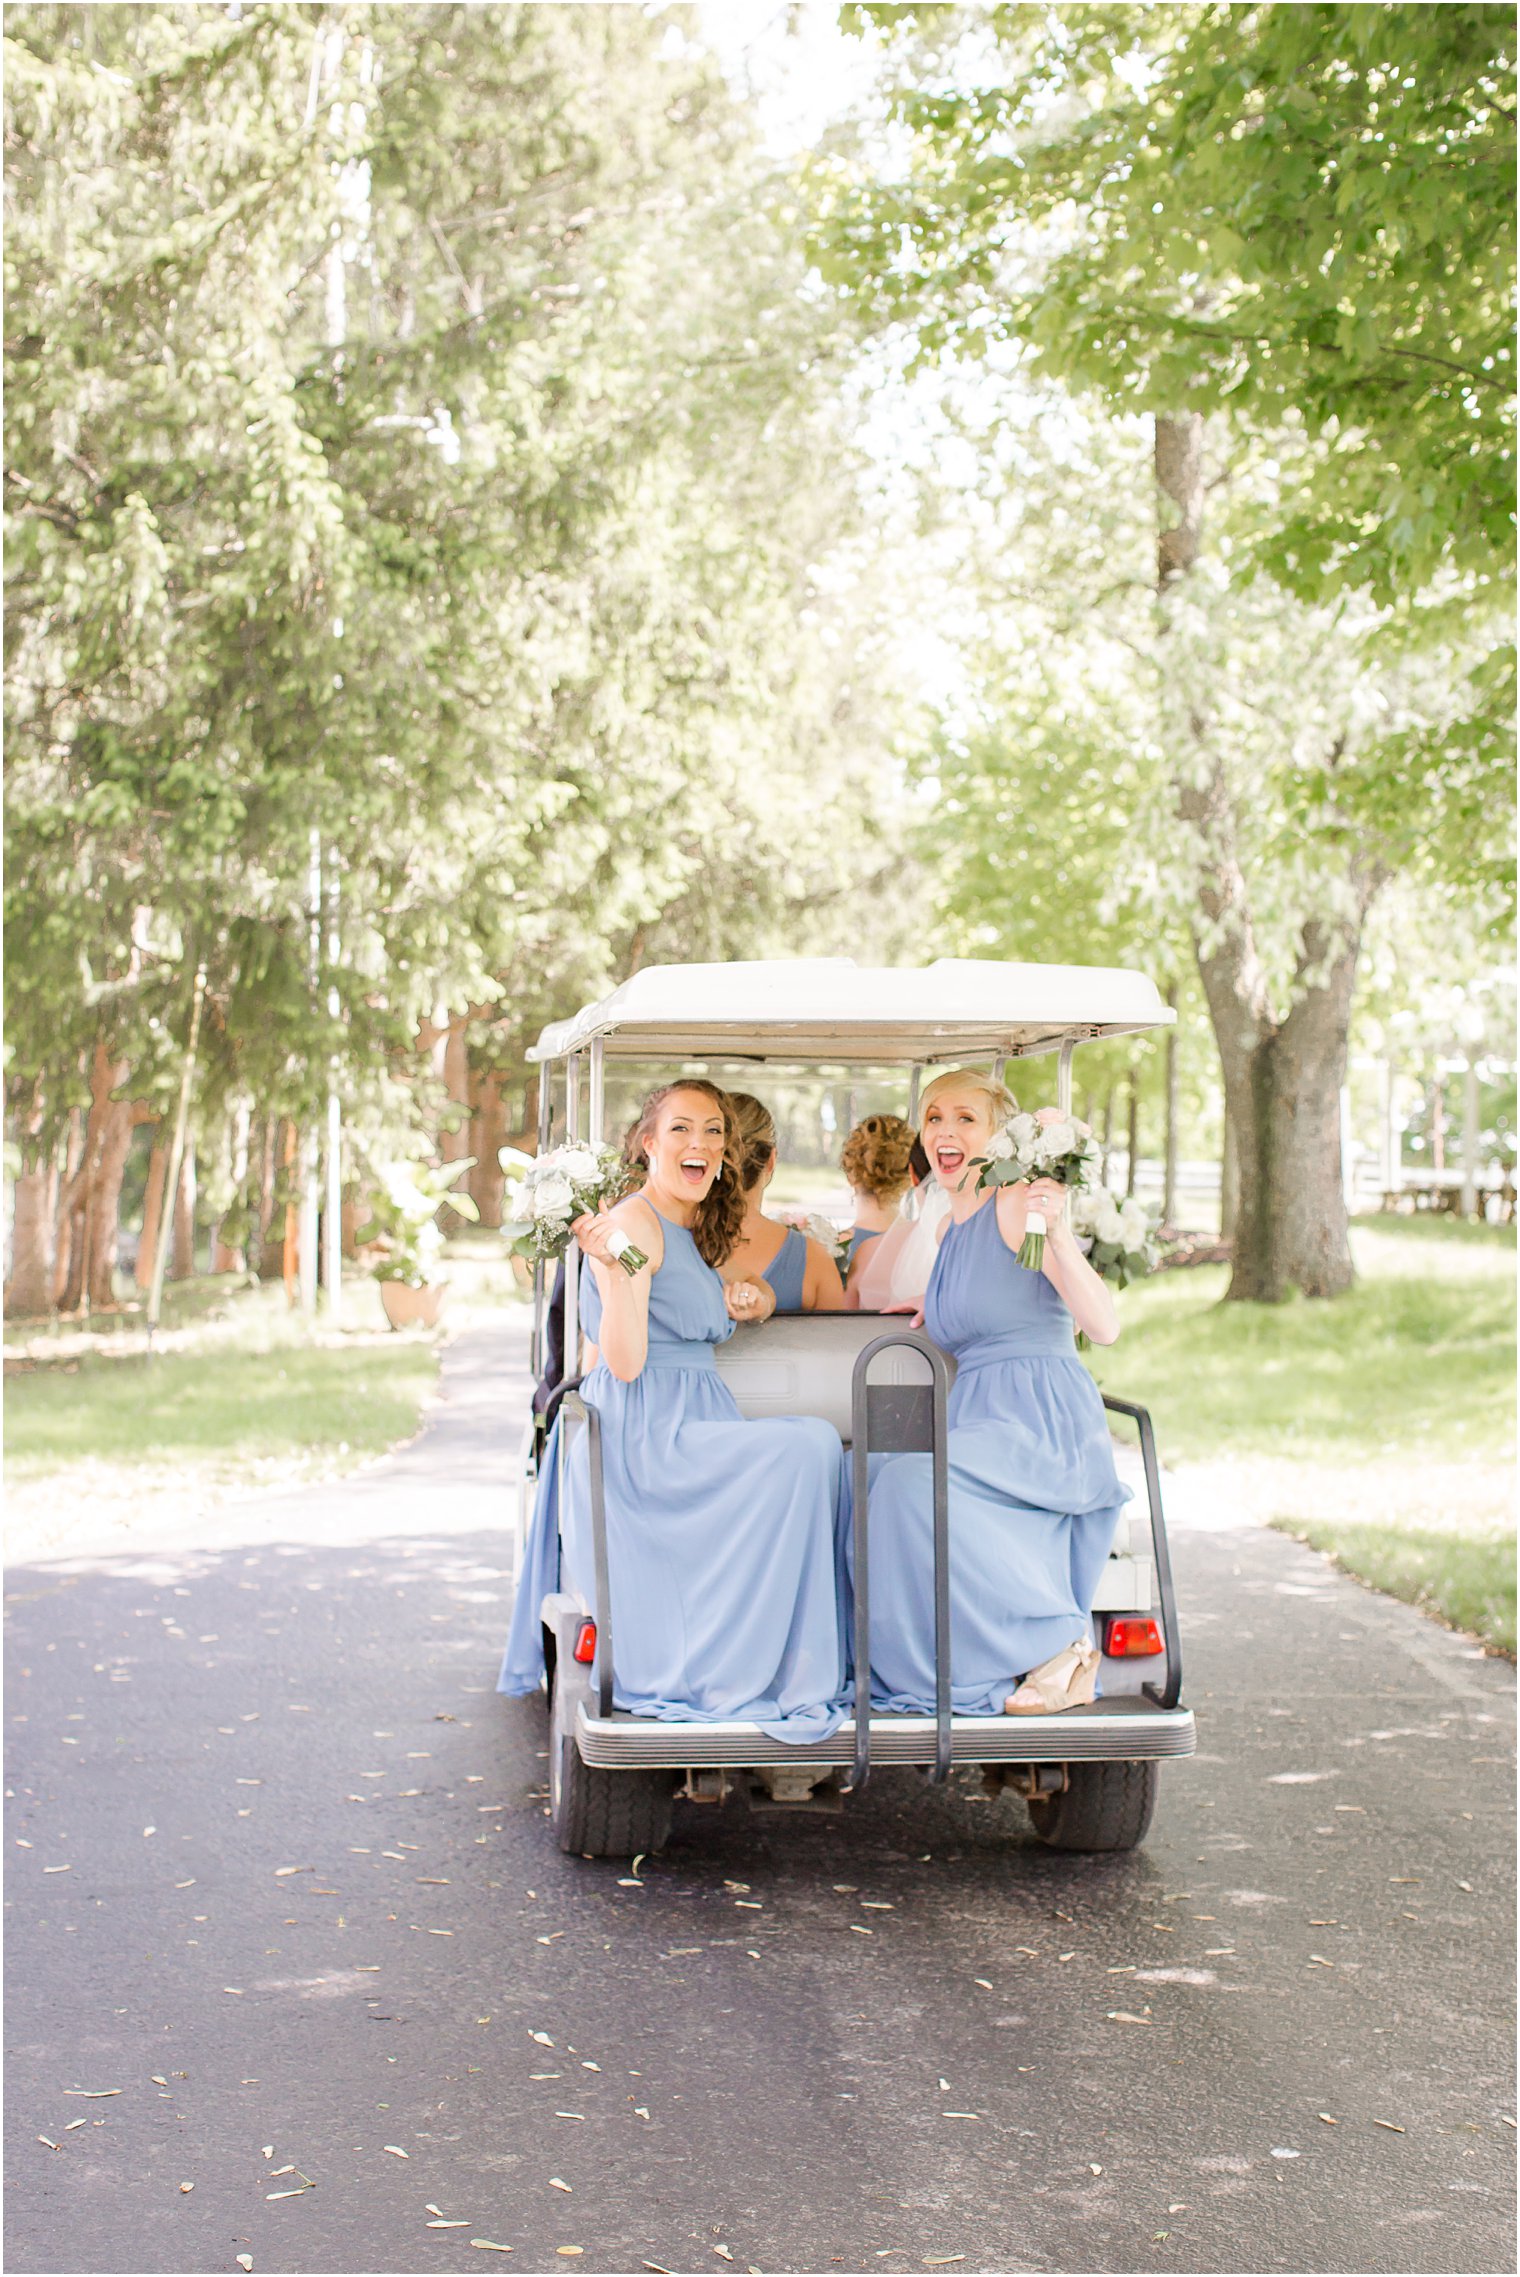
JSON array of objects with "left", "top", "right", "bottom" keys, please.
[
  {"left": 499, "top": 1081, "right": 846, "bottom": 1740},
  {"left": 722, "top": 1091, "right": 845, "bottom": 1313}
]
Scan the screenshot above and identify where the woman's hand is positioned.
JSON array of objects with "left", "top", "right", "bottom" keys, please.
[
  {"left": 724, "top": 1277, "right": 774, "bottom": 1324},
  {"left": 573, "top": 1209, "right": 626, "bottom": 1269},
  {"left": 881, "top": 1299, "right": 926, "bottom": 1328},
  {"left": 1023, "top": 1178, "right": 1070, "bottom": 1233}
]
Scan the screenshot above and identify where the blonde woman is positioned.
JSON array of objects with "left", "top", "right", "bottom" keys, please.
[
  {"left": 722, "top": 1092, "right": 845, "bottom": 1313},
  {"left": 859, "top": 1066, "right": 1130, "bottom": 1717}
]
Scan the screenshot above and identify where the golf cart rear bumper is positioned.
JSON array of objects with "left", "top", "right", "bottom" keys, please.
[{"left": 575, "top": 1695, "right": 1195, "bottom": 1770}]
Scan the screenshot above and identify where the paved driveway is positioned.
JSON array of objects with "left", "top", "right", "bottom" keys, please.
[{"left": 5, "top": 1319, "right": 1514, "bottom": 2275}]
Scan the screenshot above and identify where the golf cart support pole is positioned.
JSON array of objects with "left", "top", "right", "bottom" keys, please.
[
  {"left": 1100, "top": 1393, "right": 1182, "bottom": 1710},
  {"left": 561, "top": 1388, "right": 614, "bottom": 1720},
  {"left": 851, "top": 1331, "right": 954, "bottom": 1793}
]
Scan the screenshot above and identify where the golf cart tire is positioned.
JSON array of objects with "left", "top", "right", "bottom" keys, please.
[
  {"left": 550, "top": 1670, "right": 673, "bottom": 1860},
  {"left": 1026, "top": 1758, "right": 1158, "bottom": 1852}
]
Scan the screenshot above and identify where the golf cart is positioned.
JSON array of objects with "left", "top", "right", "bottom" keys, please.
[{"left": 518, "top": 958, "right": 1195, "bottom": 1857}]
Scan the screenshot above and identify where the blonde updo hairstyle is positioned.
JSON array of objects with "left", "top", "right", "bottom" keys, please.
[
  {"left": 918, "top": 1066, "right": 1019, "bottom": 1137},
  {"left": 840, "top": 1113, "right": 916, "bottom": 1203},
  {"left": 623, "top": 1079, "right": 745, "bottom": 1269},
  {"left": 725, "top": 1091, "right": 779, "bottom": 1196}
]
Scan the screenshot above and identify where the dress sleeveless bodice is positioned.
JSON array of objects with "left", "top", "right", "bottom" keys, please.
[
  {"left": 579, "top": 1209, "right": 734, "bottom": 1361},
  {"left": 925, "top": 1196, "right": 1076, "bottom": 1362},
  {"left": 760, "top": 1226, "right": 807, "bottom": 1314}
]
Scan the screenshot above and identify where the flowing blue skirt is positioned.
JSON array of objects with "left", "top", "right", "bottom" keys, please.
[
  {"left": 500, "top": 1358, "right": 847, "bottom": 1744},
  {"left": 857, "top": 1353, "right": 1126, "bottom": 1714}
]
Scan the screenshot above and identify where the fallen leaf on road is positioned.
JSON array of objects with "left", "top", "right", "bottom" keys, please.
[
  {"left": 64, "top": 2120, "right": 86, "bottom": 2132},
  {"left": 262, "top": 2146, "right": 273, "bottom": 2158},
  {"left": 530, "top": 2032, "right": 555, "bottom": 2047},
  {"left": 557, "top": 2251, "right": 584, "bottom": 2259},
  {"left": 237, "top": 2258, "right": 254, "bottom": 2272},
  {"left": 222, "top": 1988, "right": 244, "bottom": 1997},
  {"left": 554, "top": 2113, "right": 585, "bottom": 2121},
  {"left": 64, "top": 2089, "right": 120, "bottom": 2098},
  {"left": 1373, "top": 2120, "right": 1405, "bottom": 2134},
  {"left": 549, "top": 2178, "right": 572, "bottom": 2193},
  {"left": 630, "top": 1854, "right": 646, "bottom": 1874},
  {"left": 43, "top": 1864, "right": 71, "bottom": 1874},
  {"left": 179, "top": 2181, "right": 194, "bottom": 2194},
  {"left": 1456, "top": 1880, "right": 1474, "bottom": 1892},
  {"left": 1167, "top": 2204, "right": 1187, "bottom": 2213},
  {"left": 642, "top": 2262, "right": 675, "bottom": 2273},
  {"left": 383, "top": 2145, "right": 409, "bottom": 2158},
  {"left": 1088, "top": 2164, "right": 1102, "bottom": 2175},
  {"left": 580, "top": 2061, "right": 601, "bottom": 2072},
  {"left": 972, "top": 1978, "right": 992, "bottom": 1990},
  {"left": 922, "top": 2258, "right": 965, "bottom": 2266},
  {"left": 1317, "top": 2114, "right": 1337, "bottom": 2125},
  {"left": 1106, "top": 2012, "right": 1151, "bottom": 2026},
  {"left": 470, "top": 2243, "right": 513, "bottom": 2253},
  {"left": 428, "top": 2221, "right": 470, "bottom": 2228},
  {"left": 151, "top": 2076, "right": 167, "bottom": 2087},
  {"left": 37, "top": 2137, "right": 59, "bottom": 2151},
  {"left": 715, "top": 2250, "right": 735, "bottom": 2263},
  {"left": 267, "top": 2189, "right": 308, "bottom": 2200}
]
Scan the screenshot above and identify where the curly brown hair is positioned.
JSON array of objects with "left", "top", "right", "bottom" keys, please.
[
  {"left": 623, "top": 1080, "right": 745, "bottom": 1269},
  {"left": 841, "top": 1112, "right": 916, "bottom": 1202},
  {"left": 725, "top": 1092, "right": 778, "bottom": 1195}
]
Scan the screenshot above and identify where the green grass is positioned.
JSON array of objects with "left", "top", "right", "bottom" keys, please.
[
  {"left": 4, "top": 1272, "right": 439, "bottom": 1486},
  {"left": 5, "top": 1340, "right": 436, "bottom": 1479},
  {"left": 1277, "top": 1518, "right": 1515, "bottom": 1660},
  {"left": 1101, "top": 1217, "right": 1515, "bottom": 1464},
  {"left": 1099, "top": 1216, "right": 1515, "bottom": 1655}
]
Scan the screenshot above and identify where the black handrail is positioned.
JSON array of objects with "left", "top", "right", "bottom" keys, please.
[
  {"left": 850, "top": 1332, "right": 954, "bottom": 1792},
  {"left": 1100, "top": 1393, "right": 1182, "bottom": 1710},
  {"left": 560, "top": 1389, "right": 613, "bottom": 1719}
]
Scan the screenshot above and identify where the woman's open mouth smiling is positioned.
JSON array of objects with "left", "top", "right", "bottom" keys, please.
[
  {"left": 678, "top": 1154, "right": 714, "bottom": 1186},
  {"left": 934, "top": 1144, "right": 966, "bottom": 1174}
]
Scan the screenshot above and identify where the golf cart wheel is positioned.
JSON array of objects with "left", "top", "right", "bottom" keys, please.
[
  {"left": 549, "top": 1663, "right": 673, "bottom": 1860},
  {"left": 1026, "top": 1759, "right": 1158, "bottom": 1853}
]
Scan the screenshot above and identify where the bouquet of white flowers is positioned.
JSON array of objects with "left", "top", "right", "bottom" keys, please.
[
  {"left": 499, "top": 1142, "right": 649, "bottom": 1278},
  {"left": 1067, "top": 1183, "right": 1162, "bottom": 1348},
  {"left": 973, "top": 1111, "right": 1103, "bottom": 1270},
  {"left": 778, "top": 1206, "right": 852, "bottom": 1268}
]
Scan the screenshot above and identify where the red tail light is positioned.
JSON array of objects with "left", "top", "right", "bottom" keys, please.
[
  {"left": 572, "top": 1620, "right": 597, "bottom": 1665},
  {"left": 1105, "top": 1617, "right": 1164, "bottom": 1657}
]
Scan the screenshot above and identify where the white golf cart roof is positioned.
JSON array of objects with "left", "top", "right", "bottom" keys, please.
[{"left": 528, "top": 958, "right": 1173, "bottom": 1066}]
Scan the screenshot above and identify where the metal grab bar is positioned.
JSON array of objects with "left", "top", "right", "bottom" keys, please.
[
  {"left": 1100, "top": 1393, "right": 1182, "bottom": 1710},
  {"left": 559, "top": 1389, "right": 613, "bottom": 1719},
  {"left": 850, "top": 1332, "right": 954, "bottom": 1793}
]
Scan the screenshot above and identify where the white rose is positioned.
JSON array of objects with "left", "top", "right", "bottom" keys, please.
[
  {"left": 1119, "top": 1201, "right": 1151, "bottom": 1249},
  {"left": 983, "top": 1128, "right": 1016, "bottom": 1161},
  {"left": 1007, "top": 1111, "right": 1039, "bottom": 1152},
  {"left": 556, "top": 1146, "right": 601, "bottom": 1185},
  {"left": 1036, "top": 1116, "right": 1078, "bottom": 1158},
  {"left": 532, "top": 1173, "right": 574, "bottom": 1217},
  {"left": 1094, "top": 1202, "right": 1126, "bottom": 1246},
  {"left": 1068, "top": 1186, "right": 1103, "bottom": 1236}
]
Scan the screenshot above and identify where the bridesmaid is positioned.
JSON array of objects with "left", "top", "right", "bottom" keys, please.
[
  {"left": 839, "top": 1113, "right": 916, "bottom": 1283},
  {"left": 498, "top": 1080, "right": 847, "bottom": 1741},
  {"left": 722, "top": 1092, "right": 845, "bottom": 1314},
  {"left": 860, "top": 1067, "right": 1131, "bottom": 1717}
]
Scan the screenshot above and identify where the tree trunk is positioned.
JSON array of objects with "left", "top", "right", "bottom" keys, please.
[
  {"left": 468, "top": 1069, "right": 510, "bottom": 1227},
  {"left": 1430, "top": 1075, "right": 1446, "bottom": 1173},
  {"left": 1209, "top": 919, "right": 1364, "bottom": 1301},
  {"left": 84, "top": 1096, "right": 148, "bottom": 1310},
  {"left": 6, "top": 1159, "right": 58, "bottom": 1317},
  {"left": 172, "top": 1139, "right": 197, "bottom": 1280},
  {"left": 1219, "top": 1096, "right": 1240, "bottom": 1247},
  {"left": 1098, "top": 1086, "right": 1115, "bottom": 1189},
  {"left": 137, "top": 1144, "right": 169, "bottom": 1291},
  {"left": 5, "top": 1083, "right": 56, "bottom": 1317},
  {"left": 1157, "top": 408, "right": 1368, "bottom": 1299},
  {"left": 1162, "top": 989, "right": 1179, "bottom": 1228},
  {"left": 55, "top": 1043, "right": 132, "bottom": 1313},
  {"left": 256, "top": 1116, "right": 283, "bottom": 1278},
  {"left": 1124, "top": 1073, "right": 1141, "bottom": 1200},
  {"left": 51, "top": 1108, "right": 85, "bottom": 1310}
]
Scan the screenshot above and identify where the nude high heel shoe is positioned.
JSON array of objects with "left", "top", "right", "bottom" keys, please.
[{"left": 1005, "top": 1635, "right": 1099, "bottom": 1715}]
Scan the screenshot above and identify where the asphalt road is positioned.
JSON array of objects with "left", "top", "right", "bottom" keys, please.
[{"left": 5, "top": 1318, "right": 1514, "bottom": 2277}]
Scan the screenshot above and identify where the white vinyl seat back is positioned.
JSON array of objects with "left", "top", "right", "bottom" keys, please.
[{"left": 713, "top": 1313, "right": 941, "bottom": 1444}]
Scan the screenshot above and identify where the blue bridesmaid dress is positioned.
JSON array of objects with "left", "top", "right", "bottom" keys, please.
[
  {"left": 760, "top": 1226, "right": 807, "bottom": 1312},
  {"left": 499, "top": 1210, "right": 847, "bottom": 1742},
  {"left": 845, "top": 1226, "right": 883, "bottom": 1272},
  {"left": 859, "top": 1198, "right": 1130, "bottom": 1713}
]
